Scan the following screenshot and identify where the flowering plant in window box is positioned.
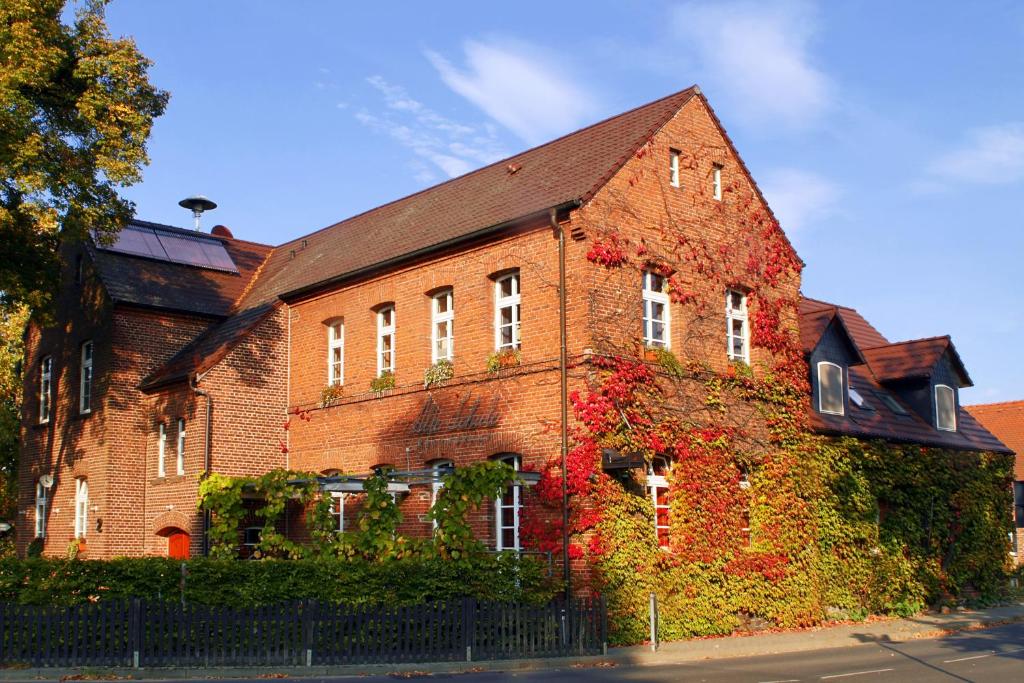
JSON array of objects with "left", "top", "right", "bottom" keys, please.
[
  {"left": 370, "top": 371, "right": 395, "bottom": 393},
  {"left": 319, "top": 384, "right": 344, "bottom": 408},
  {"left": 486, "top": 349, "right": 521, "bottom": 374},
  {"left": 645, "top": 346, "right": 685, "bottom": 378},
  {"left": 424, "top": 359, "right": 454, "bottom": 388}
]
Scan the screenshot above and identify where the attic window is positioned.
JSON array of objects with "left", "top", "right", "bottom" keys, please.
[
  {"left": 935, "top": 385, "right": 956, "bottom": 432},
  {"left": 849, "top": 387, "right": 873, "bottom": 411},
  {"left": 874, "top": 391, "right": 909, "bottom": 416},
  {"left": 669, "top": 149, "right": 680, "bottom": 187},
  {"left": 817, "top": 362, "right": 844, "bottom": 415},
  {"left": 712, "top": 164, "right": 723, "bottom": 200}
]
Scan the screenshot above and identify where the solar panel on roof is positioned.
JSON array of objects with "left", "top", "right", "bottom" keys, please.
[{"left": 98, "top": 224, "right": 238, "bottom": 273}]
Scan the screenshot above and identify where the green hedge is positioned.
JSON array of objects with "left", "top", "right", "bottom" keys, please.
[{"left": 0, "top": 554, "right": 560, "bottom": 607}]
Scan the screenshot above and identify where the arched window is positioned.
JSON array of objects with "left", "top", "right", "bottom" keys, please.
[
  {"left": 74, "top": 478, "right": 89, "bottom": 539},
  {"left": 430, "top": 460, "right": 455, "bottom": 530},
  {"left": 935, "top": 384, "right": 956, "bottom": 432},
  {"left": 817, "top": 362, "right": 844, "bottom": 415},
  {"left": 494, "top": 454, "right": 521, "bottom": 551},
  {"left": 35, "top": 479, "right": 50, "bottom": 539},
  {"left": 431, "top": 290, "right": 454, "bottom": 363},
  {"left": 647, "top": 456, "right": 670, "bottom": 549},
  {"left": 494, "top": 272, "right": 521, "bottom": 351},
  {"left": 327, "top": 319, "right": 344, "bottom": 386}
]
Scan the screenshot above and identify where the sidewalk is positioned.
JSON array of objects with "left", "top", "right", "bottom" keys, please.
[{"left": 2, "top": 602, "right": 1021, "bottom": 680}]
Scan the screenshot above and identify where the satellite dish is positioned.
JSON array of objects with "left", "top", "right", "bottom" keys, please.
[
  {"left": 178, "top": 195, "right": 218, "bottom": 230},
  {"left": 39, "top": 474, "right": 54, "bottom": 488}
]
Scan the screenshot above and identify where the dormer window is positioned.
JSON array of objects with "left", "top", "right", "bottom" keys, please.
[
  {"left": 935, "top": 384, "right": 956, "bottom": 431},
  {"left": 817, "top": 362, "right": 844, "bottom": 415}
]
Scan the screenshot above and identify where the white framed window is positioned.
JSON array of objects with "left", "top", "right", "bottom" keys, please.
[
  {"left": 79, "top": 341, "right": 93, "bottom": 414},
  {"left": 726, "top": 289, "right": 749, "bottom": 363},
  {"left": 642, "top": 271, "right": 671, "bottom": 348},
  {"left": 176, "top": 418, "right": 186, "bottom": 475},
  {"left": 494, "top": 272, "right": 521, "bottom": 351},
  {"left": 669, "top": 149, "right": 680, "bottom": 187},
  {"left": 157, "top": 422, "right": 167, "bottom": 477},
  {"left": 430, "top": 460, "right": 454, "bottom": 530},
  {"left": 330, "top": 492, "right": 347, "bottom": 532},
  {"left": 39, "top": 356, "right": 52, "bottom": 424},
  {"left": 935, "top": 384, "right": 957, "bottom": 432},
  {"left": 34, "top": 480, "right": 49, "bottom": 539},
  {"left": 712, "top": 164, "right": 723, "bottom": 200},
  {"left": 377, "top": 305, "right": 395, "bottom": 376},
  {"left": 74, "top": 478, "right": 88, "bottom": 539},
  {"left": 647, "top": 456, "right": 670, "bottom": 549},
  {"left": 817, "top": 362, "right": 845, "bottom": 416},
  {"left": 327, "top": 320, "right": 344, "bottom": 386},
  {"left": 495, "top": 454, "right": 521, "bottom": 551},
  {"left": 431, "top": 290, "right": 454, "bottom": 363}
]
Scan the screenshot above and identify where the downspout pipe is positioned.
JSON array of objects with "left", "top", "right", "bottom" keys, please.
[
  {"left": 191, "top": 374, "right": 212, "bottom": 556},
  {"left": 551, "top": 207, "right": 572, "bottom": 600}
]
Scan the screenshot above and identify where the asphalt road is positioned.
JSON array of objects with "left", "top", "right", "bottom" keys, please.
[{"left": 261, "top": 620, "right": 1023, "bottom": 682}]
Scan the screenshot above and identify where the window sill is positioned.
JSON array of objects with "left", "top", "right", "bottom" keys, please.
[{"left": 150, "top": 474, "right": 189, "bottom": 486}]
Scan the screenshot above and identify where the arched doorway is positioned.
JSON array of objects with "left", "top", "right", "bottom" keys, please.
[{"left": 162, "top": 528, "right": 190, "bottom": 559}]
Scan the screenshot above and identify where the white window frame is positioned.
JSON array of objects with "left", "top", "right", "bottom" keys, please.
[
  {"left": 669, "top": 149, "right": 680, "bottom": 187},
  {"left": 642, "top": 270, "right": 671, "bottom": 349},
  {"left": 430, "top": 460, "right": 454, "bottom": 531},
  {"left": 35, "top": 480, "right": 49, "bottom": 539},
  {"left": 157, "top": 422, "right": 167, "bottom": 477},
  {"left": 935, "top": 384, "right": 957, "bottom": 432},
  {"left": 377, "top": 306, "right": 395, "bottom": 377},
  {"left": 327, "top": 320, "right": 344, "bottom": 386},
  {"left": 431, "top": 290, "right": 454, "bottom": 363},
  {"left": 726, "top": 289, "right": 749, "bottom": 363},
  {"left": 39, "top": 356, "right": 52, "bottom": 424},
  {"left": 817, "top": 361, "right": 845, "bottom": 416},
  {"left": 494, "top": 272, "right": 521, "bottom": 351},
  {"left": 330, "top": 492, "right": 347, "bottom": 532},
  {"left": 647, "top": 457, "right": 671, "bottom": 549},
  {"left": 74, "top": 478, "right": 88, "bottom": 539},
  {"left": 79, "top": 341, "right": 93, "bottom": 414},
  {"left": 495, "top": 454, "right": 521, "bottom": 551},
  {"left": 712, "top": 164, "right": 723, "bottom": 200},
  {"left": 176, "top": 418, "right": 186, "bottom": 475}
]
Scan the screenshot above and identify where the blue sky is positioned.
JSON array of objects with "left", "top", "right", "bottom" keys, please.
[{"left": 103, "top": 1, "right": 1024, "bottom": 404}]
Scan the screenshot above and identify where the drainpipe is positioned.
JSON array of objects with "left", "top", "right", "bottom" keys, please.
[
  {"left": 551, "top": 207, "right": 572, "bottom": 600},
  {"left": 191, "top": 374, "right": 213, "bottom": 556}
]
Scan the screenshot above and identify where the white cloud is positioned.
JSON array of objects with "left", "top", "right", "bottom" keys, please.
[
  {"left": 759, "top": 168, "right": 840, "bottom": 233},
  {"left": 925, "top": 123, "right": 1024, "bottom": 186},
  {"left": 425, "top": 39, "right": 597, "bottom": 146},
  {"left": 670, "top": 1, "right": 831, "bottom": 128},
  {"left": 354, "top": 76, "right": 507, "bottom": 180}
]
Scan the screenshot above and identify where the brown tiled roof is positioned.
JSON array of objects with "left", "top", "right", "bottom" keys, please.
[
  {"left": 139, "top": 303, "right": 280, "bottom": 390},
  {"left": 90, "top": 220, "right": 272, "bottom": 318},
  {"left": 799, "top": 296, "right": 1005, "bottom": 453},
  {"left": 239, "top": 87, "right": 699, "bottom": 306},
  {"left": 967, "top": 402, "right": 1024, "bottom": 475},
  {"left": 862, "top": 337, "right": 972, "bottom": 387}
]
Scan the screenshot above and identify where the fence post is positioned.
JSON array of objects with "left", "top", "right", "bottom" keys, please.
[
  {"left": 648, "top": 593, "right": 658, "bottom": 653},
  {"left": 129, "top": 598, "right": 142, "bottom": 668},
  {"left": 600, "top": 595, "right": 608, "bottom": 656},
  {"left": 302, "top": 600, "right": 314, "bottom": 667},
  {"left": 462, "top": 597, "right": 475, "bottom": 662}
]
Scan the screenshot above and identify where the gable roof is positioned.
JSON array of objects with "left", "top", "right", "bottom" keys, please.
[
  {"left": 238, "top": 87, "right": 700, "bottom": 307},
  {"left": 861, "top": 337, "right": 972, "bottom": 386},
  {"left": 799, "top": 296, "right": 1003, "bottom": 453},
  {"left": 89, "top": 219, "right": 272, "bottom": 318},
  {"left": 966, "top": 402, "right": 1024, "bottom": 476}
]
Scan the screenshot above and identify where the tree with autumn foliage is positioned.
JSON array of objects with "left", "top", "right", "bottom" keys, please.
[{"left": 0, "top": 0, "right": 167, "bottom": 312}]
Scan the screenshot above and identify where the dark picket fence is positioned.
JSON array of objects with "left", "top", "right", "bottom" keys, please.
[{"left": 0, "top": 597, "right": 606, "bottom": 667}]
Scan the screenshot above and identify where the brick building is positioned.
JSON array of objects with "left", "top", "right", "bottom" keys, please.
[
  {"left": 965, "top": 401, "right": 1024, "bottom": 564},
  {"left": 18, "top": 86, "right": 1010, "bottom": 565}
]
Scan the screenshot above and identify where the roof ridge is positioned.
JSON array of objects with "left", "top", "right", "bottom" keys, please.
[
  {"left": 966, "top": 400, "right": 1024, "bottom": 409},
  {"left": 232, "top": 246, "right": 277, "bottom": 310},
  {"left": 270, "top": 86, "right": 699, "bottom": 250},
  {"left": 862, "top": 335, "right": 951, "bottom": 351}
]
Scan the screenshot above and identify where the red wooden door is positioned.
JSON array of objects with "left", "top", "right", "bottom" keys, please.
[{"left": 168, "top": 530, "right": 190, "bottom": 559}]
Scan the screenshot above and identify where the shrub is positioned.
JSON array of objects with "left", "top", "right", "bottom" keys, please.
[{"left": 370, "top": 371, "right": 395, "bottom": 393}]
